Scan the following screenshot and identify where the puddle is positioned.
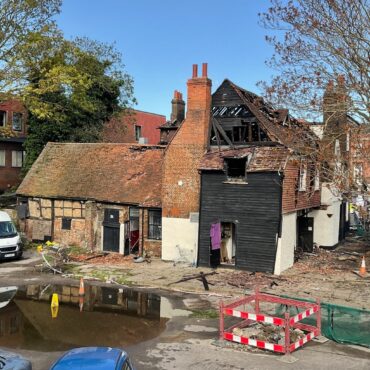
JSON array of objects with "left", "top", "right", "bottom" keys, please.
[{"left": 0, "top": 283, "right": 187, "bottom": 352}]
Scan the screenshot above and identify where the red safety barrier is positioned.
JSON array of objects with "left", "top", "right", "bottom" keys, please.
[{"left": 219, "top": 287, "right": 321, "bottom": 355}]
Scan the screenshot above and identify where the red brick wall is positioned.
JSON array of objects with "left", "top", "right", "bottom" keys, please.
[
  {"left": 0, "top": 100, "right": 27, "bottom": 136},
  {"left": 282, "top": 160, "right": 321, "bottom": 213},
  {"left": 0, "top": 141, "right": 23, "bottom": 191},
  {"left": 103, "top": 110, "right": 166, "bottom": 144},
  {"left": 162, "top": 66, "right": 212, "bottom": 218}
]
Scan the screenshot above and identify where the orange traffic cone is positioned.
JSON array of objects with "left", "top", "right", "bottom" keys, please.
[
  {"left": 359, "top": 256, "right": 366, "bottom": 276},
  {"left": 79, "top": 277, "right": 85, "bottom": 296}
]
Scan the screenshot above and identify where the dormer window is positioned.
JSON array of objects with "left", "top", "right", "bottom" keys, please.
[
  {"left": 225, "top": 157, "right": 247, "bottom": 183},
  {"left": 299, "top": 162, "right": 307, "bottom": 191}
]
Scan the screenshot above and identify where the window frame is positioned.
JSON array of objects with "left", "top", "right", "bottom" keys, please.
[
  {"left": 314, "top": 167, "right": 320, "bottom": 191},
  {"left": 0, "top": 110, "right": 6, "bottom": 127},
  {"left": 61, "top": 217, "right": 72, "bottom": 230},
  {"left": 148, "top": 209, "right": 162, "bottom": 240},
  {"left": 0, "top": 150, "right": 5, "bottom": 167},
  {"left": 11, "top": 150, "right": 23, "bottom": 168},
  {"left": 135, "top": 125, "right": 142, "bottom": 141},
  {"left": 224, "top": 157, "right": 248, "bottom": 182},
  {"left": 299, "top": 162, "right": 307, "bottom": 191},
  {"left": 12, "top": 112, "right": 23, "bottom": 131}
]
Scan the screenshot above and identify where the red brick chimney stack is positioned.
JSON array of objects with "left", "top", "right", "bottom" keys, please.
[
  {"left": 170, "top": 89, "right": 185, "bottom": 123},
  {"left": 162, "top": 63, "right": 212, "bottom": 221}
]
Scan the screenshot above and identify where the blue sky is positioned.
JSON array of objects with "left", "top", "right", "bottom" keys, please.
[{"left": 57, "top": 0, "right": 274, "bottom": 119}]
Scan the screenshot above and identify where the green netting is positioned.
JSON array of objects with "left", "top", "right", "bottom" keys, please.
[{"left": 275, "top": 296, "right": 370, "bottom": 348}]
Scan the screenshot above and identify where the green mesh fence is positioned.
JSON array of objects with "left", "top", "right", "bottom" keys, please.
[{"left": 275, "top": 296, "right": 370, "bottom": 348}]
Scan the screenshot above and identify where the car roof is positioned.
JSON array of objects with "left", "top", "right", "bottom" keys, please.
[
  {"left": 0, "top": 211, "right": 11, "bottom": 222},
  {"left": 51, "top": 347, "right": 127, "bottom": 370}
]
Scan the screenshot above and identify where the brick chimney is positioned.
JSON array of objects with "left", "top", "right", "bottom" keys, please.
[
  {"left": 162, "top": 63, "right": 212, "bottom": 261},
  {"left": 170, "top": 90, "right": 185, "bottom": 122}
]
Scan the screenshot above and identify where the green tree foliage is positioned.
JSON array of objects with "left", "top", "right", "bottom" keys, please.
[
  {"left": 22, "top": 29, "right": 135, "bottom": 171},
  {"left": 0, "top": 0, "right": 61, "bottom": 95},
  {"left": 0, "top": 0, "right": 61, "bottom": 138}
]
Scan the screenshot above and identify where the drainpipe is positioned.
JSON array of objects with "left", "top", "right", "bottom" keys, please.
[
  {"left": 140, "top": 208, "right": 144, "bottom": 256},
  {"left": 51, "top": 199, "right": 55, "bottom": 241}
]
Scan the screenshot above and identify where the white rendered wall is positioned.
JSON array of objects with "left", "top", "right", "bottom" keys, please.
[
  {"left": 308, "top": 184, "right": 341, "bottom": 247},
  {"left": 274, "top": 212, "right": 296, "bottom": 275},
  {"left": 161, "top": 217, "right": 199, "bottom": 264}
]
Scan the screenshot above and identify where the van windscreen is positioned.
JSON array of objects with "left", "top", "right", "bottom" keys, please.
[{"left": 0, "top": 221, "right": 17, "bottom": 238}]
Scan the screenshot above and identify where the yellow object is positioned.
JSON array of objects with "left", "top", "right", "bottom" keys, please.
[
  {"left": 51, "top": 293, "right": 59, "bottom": 318},
  {"left": 359, "top": 256, "right": 366, "bottom": 276},
  {"left": 37, "top": 245, "right": 43, "bottom": 253}
]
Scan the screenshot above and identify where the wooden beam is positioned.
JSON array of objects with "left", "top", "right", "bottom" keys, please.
[{"left": 212, "top": 118, "right": 234, "bottom": 148}]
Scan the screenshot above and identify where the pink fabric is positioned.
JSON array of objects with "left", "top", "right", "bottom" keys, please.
[{"left": 210, "top": 222, "right": 221, "bottom": 250}]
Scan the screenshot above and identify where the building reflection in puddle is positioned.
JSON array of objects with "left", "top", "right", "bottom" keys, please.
[{"left": 0, "top": 284, "right": 167, "bottom": 351}]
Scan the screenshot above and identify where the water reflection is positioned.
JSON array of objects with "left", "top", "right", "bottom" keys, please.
[{"left": 0, "top": 284, "right": 167, "bottom": 351}]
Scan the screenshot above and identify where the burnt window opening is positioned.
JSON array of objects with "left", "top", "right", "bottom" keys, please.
[
  {"left": 225, "top": 157, "right": 247, "bottom": 181},
  {"left": 62, "top": 217, "right": 72, "bottom": 230}
]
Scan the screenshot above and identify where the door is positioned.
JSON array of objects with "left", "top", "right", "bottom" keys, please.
[
  {"left": 103, "top": 209, "right": 120, "bottom": 252},
  {"left": 297, "top": 216, "right": 314, "bottom": 252}
]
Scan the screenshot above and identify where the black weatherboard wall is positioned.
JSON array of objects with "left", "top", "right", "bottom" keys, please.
[{"left": 198, "top": 171, "right": 282, "bottom": 273}]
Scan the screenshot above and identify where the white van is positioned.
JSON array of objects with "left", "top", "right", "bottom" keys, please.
[{"left": 0, "top": 211, "right": 23, "bottom": 260}]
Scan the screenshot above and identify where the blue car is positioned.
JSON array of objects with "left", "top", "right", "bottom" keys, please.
[
  {"left": 0, "top": 349, "right": 32, "bottom": 370},
  {"left": 50, "top": 347, "right": 135, "bottom": 370}
]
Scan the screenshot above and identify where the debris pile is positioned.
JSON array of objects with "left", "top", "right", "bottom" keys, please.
[{"left": 232, "top": 322, "right": 305, "bottom": 344}]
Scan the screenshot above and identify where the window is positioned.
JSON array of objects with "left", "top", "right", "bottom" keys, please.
[
  {"left": 0, "top": 150, "right": 5, "bottom": 166},
  {"left": 11, "top": 150, "right": 23, "bottom": 167},
  {"left": 314, "top": 168, "right": 320, "bottom": 191},
  {"left": 148, "top": 209, "right": 161, "bottom": 240},
  {"left": 62, "top": 217, "right": 72, "bottom": 230},
  {"left": 299, "top": 162, "right": 307, "bottom": 191},
  {"left": 334, "top": 139, "right": 340, "bottom": 156},
  {"left": 0, "top": 111, "right": 6, "bottom": 127},
  {"left": 12, "top": 112, "right": 22, "bottom": 131},
  {"left": 135, "top": 125, "right": 142, "bottom": 141},
  {"left": 346, "top": 132, "right": 350, "bottom": 152},
  {"left": 225, "top": 157, "right": 247, "bottom": 181},
  {"left": 354, "top": 164, "right": 363, "bottom": 185}
]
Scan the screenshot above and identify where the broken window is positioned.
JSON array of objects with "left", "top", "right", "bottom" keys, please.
[
  {"left": 225, "top": 157, "right": 247, "bottom": 181},
  {"left": 148, "top": 209, "right": 161, "bottom": 240},
  {"left": 62, "top": 217, "right": 72, "bottom": 230}
]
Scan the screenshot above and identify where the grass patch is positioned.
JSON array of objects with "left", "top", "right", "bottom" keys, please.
[{"left": 189, "top": 309, "right": 219, "bottom": 319}]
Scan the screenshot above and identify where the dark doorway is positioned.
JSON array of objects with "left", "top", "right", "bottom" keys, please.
[
  {"left": 103, "top": 209, "right": 120, "bottom": 252},
  {"left": 339, "top": 201, "right": 347, "bottom": 241},
  {"left": 220, "top": 222, "right": 236, "bottom": 266},
  {"left": 297, "top": 216, "right": 314, "bottom": 252}
]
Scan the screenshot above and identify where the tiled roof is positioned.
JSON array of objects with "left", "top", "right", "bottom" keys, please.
[
  {"left": 17, "top": 143, "right": 165, "bottom": 207},
  {"left": 199, "top": 146, "right": 291, "bottom": 172}
]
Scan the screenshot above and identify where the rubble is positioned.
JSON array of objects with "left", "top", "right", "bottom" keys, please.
[{"left": 232, "top": 323, "right": 306, "bottom": 344}]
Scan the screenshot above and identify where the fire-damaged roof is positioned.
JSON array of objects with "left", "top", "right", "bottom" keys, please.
[
  {"left": 199, "top": 146, "right": 291, "bottom": 172},
  {"left": 216, "top": 79, "right": 318, "bottom": 153},
  {"left": 17, "top": 143, "right": 165, "bottom": 207}
]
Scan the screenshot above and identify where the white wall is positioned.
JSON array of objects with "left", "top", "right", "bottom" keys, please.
[
  {"left": 161, "top": 217, "right": 199, "bottom": 264},
  {"left": 308, "top": 183, "right": 341, "bottom": 247},
  {"left": 274, "top": 212, "right": 297, "bottom": 275}
]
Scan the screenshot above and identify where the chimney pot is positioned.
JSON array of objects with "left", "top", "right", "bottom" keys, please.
[
  {"left": 337, "top": 74, "right": 345, "bottom": 86},
  {"left": 202, "top": 63, "right": 208, "bottom": 77},
  {"left": 192, "top": 64, "right": 198, "bottom": 78}
]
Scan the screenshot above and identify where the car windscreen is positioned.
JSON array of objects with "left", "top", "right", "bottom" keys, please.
[{"left": 0, "top": 221, "right": 17, "bottom": 238}]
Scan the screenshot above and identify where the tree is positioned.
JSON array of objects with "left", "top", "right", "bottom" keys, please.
[
  {"left": 22, "top": 31, "right": 135, "bottom": 171},
  {"left": 0, "top": 0, "right": 61, "bottom": 97},
  {"left": 259, "top": 0, "right": 370, "bottom": 198},
  {"left": 259, "top": 0, "right": 369, "bottom": 124}
]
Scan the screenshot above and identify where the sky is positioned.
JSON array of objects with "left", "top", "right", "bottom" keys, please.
[{"left": 57, "top": 0, "right": 274, "bottom": 119}]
